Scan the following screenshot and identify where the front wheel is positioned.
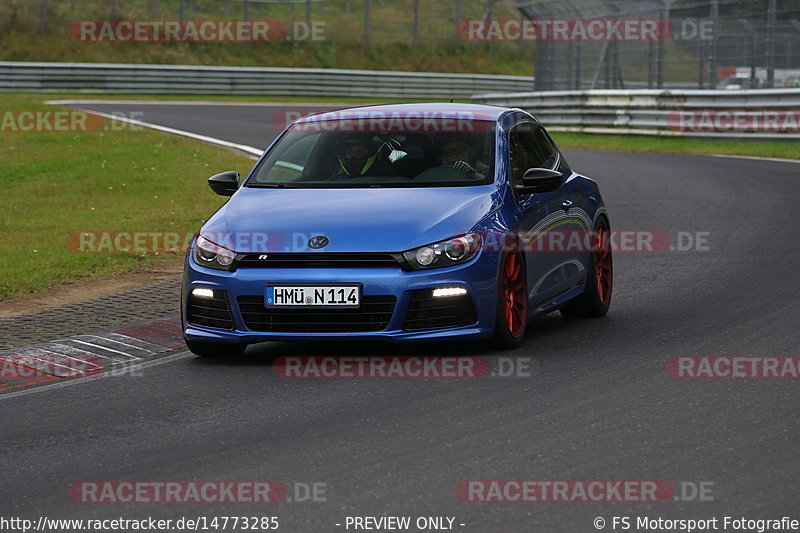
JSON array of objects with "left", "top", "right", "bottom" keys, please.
[
  {"left": 493, "top": 249, "right": 528, "bottom": 349},
  {"left": 185, "top": 339, "right": 247, "bottom": 357},
  {"left": 560, "top": 219, "right": 613, "bottom": 318}
]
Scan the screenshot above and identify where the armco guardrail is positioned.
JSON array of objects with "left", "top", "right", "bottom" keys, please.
[
  {"left": 473, "top": 89, "right": 800, "bottom": 139},
  {"left": 0, "top": 61, "right": 533, "bottom": 99}
]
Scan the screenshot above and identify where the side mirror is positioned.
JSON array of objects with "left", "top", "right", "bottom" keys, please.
[
  {"left": 514, "top": 168, "right": 564, "bottom": 194},
  {"left": 208, "top": 171, "right": 240, "bottom": 196}
]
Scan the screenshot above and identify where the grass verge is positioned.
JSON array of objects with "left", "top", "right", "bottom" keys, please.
[{"left": 0, "top": 93, "right": 254, "bottom": 300}]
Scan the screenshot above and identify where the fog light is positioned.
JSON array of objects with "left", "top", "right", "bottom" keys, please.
[
  {"left": 432, "top": 287, "right": 468, "bottom": 298},
  {"left": 192, "top": 287, "right": 215, "bottom": 299}
]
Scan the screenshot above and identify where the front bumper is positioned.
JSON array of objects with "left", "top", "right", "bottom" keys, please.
[{"left": 182, "top": 252, "right": 500, "bottom": 344}]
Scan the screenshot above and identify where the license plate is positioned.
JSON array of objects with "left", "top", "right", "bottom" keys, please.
[{"left": 265, "top": 285, "right": 361, "bottom": 308}]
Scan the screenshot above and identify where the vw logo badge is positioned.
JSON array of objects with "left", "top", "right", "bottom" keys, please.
[{"left": 308, "top": 235, "right": 330, "bottom": 249}]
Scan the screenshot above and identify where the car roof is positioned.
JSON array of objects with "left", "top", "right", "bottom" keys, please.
[{"left": 293, "top": 102, "right": 517, "bottom": 124}]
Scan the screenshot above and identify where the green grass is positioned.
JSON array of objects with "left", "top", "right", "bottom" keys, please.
[
  {"left": 551, "top": 131, "right": 800, "bottom": 160},
  {"left": 0, "top": 93, "right": 255, "bottom": 300}
]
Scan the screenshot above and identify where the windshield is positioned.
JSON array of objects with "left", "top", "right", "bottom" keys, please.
[{"left": 246, "top": 116, "right": 496, "bottom": 188}]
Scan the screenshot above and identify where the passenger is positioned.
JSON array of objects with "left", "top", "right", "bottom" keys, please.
[{"left": 436, "top": 136, "right": 489, "bottom": 179}]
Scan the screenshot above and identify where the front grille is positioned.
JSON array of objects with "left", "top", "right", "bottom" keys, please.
[
  {"left": 237, "top": 253, "right": 405, "bottom": 269},
  {"left": 403, "top": 289, "right": 477, "bottom": 331},
  {"left": 187, "top": 290, "right": 235, "bottom": 330},
  {"left": 237, "top": 295, "right": 396, "bottom": 332}
]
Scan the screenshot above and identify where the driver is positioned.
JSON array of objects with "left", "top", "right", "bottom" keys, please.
[
  {"left": 336, "top": 134, "right": 382, "bottom": 180},
  {"left": 436, "top": 135, "right": 489, "bottom": 179}
]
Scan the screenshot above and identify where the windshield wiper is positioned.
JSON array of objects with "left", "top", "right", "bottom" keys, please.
[{"left": 249, "top": 183, "right": 293, "bottom": 188}]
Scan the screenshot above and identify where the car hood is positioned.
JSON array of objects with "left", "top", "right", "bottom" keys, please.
[{"left": 201, "top": 186, "right": 502, "bottom": 253}]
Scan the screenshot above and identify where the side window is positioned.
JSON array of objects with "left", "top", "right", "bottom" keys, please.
[
  {"left": 532, "top": 127, "right": 558, "bottom": 169},
  {"left": 508, "top": 123, "right": 539, "bottom": 188},
  {"left": 509, "top": 122, "right": 559, "bottom": 188}
]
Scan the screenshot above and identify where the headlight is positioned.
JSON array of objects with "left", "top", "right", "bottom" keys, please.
[
  {"left": 194, "top": 235, "right": 237, "bottom": 270},
  {"left": 403, "top": 232, "right": 481, "bottom": 270}
]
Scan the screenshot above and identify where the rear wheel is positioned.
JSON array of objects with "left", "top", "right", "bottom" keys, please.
[
  {"left": 560, "top": 219, "right": 613, "bottom": 318},
  {"left": 493, "top": 249, "right": 528, "bottom": 349},
  {"left": 185, "top": 339, "right": 247, "bottom": 357}
]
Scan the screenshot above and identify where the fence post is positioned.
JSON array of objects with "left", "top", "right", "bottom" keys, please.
[
  {"left": 454, "top": 0, "right": 462, "bottom": 37},
  {"left": 697, "top": 38, "right": 705, "bottom": 88},
  {"left": 364, "top": 0, "right": 371, "bottom": 45},
  {"left": 738, "top": 19, "right": 756, "bottom": 87},
  {"left": 766, "top": 0, "right": 776, "bottom": 88},
  {"left": 709, "top": 0, "right": 718, "bottom": 89},
  {"left": 482, "top": 0, "right": 496, "bottom": 20},
  {"left": 656, "top": 5, "right": 668, "bottom": 88},
  {"left": 306, "top": 0, "right": 312, "bottom": 28},
  {"left": 412, "top": 0, "right": 420, "bottom": 45},
  {"left": 791, "top": 21, "right": 800, "bottom": 85},
  {"left": 38, "top": 0, "right": 48, "bottom": 34}
]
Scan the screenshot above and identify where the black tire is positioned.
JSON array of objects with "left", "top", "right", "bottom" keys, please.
[
  {"left": 185, "top": 339, "right": 247, "bottom": 357},
  {"left": 493, "top": 248, "right": 528, "bottom": 349},
  {"left": 560, "top": 218, "right": 613, "bottom": 318}
]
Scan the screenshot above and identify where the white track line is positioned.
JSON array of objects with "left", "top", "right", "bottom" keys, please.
[
  {"left": 68, "top": 338, "right": 139, "bottom": 359},
  {"left": 80, "top": 334, "right": 156, "bottom": 354},
  {"left": 45, "top": 342, "right": 111, "bottom": 360},
  {"left": 35, "top": 347, "right": 102, "bottom": 368},
  {"left": 708, "top": 154, "right": 800, "bottom": 164},
  {"left": 0, "top": 351, "right": 195, "bottom": 401},
  {"left": 74, "top": 108, "right": 263, "bottom": 159},
  {"left": 46, "top": 99, "right": 347, "bottom": 107}
]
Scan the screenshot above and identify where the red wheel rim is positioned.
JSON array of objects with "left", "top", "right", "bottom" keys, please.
[
  {"left": 594, "top": 226, "right": 613, "bottom": 304},
  {"left": 502, "top": 251, "right": 526, "bottom": 337}
]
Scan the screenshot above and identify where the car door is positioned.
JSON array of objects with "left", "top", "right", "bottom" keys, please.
[{"left": 508, "top": 121, "right": 583, "bottom": 308}]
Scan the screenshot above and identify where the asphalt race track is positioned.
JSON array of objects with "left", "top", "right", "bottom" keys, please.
[{"left": 2, "top": 102, "right": 799, "bottom": 531}]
